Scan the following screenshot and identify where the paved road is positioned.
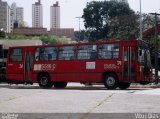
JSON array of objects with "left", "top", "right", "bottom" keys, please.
[{"left": 0, "top": 83, "right": 160, "bottom": 114}]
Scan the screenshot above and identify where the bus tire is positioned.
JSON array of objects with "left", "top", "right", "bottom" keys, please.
[
  {"left": 119, "top": 82, "right": 130, "bottom": 89},
  {"left": 38, "top": 74, "right": 53, "bottom": 89},
  {"left": 53, "top": 82, "right": 67, "bottom": 89},
  {"left": 104, "top": 73, "right": 118, "bottom": 90}
]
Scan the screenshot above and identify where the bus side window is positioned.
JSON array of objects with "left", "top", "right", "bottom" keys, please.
[
  {"left": 35, "top": 48, "right": 39, "bottom": 61},
  {"left": 90, "top": 52, "right": 97, "bottom": 59},
  {"left": 98, "top": 44, "right": 119, "bottom": 59},
  {"left": 39, "top": 48, "right": 47, "bottom": 61},
  {"left": 38, "top": 47, "right": 57, "bottom": 61},
  {"left": 48, "top": 54, "right": 52, "bottom": 60},
  {"left": 90, "top": 45, "right": 97, "bottom": 59},
  {"left": 58, "top": 46, "right": 75, "bottom": 60},
  {"left": 45, "top": 47, "right": 57, "bottom": 61},
  {"left": 9, "top": 48, "right": 22, "bottom": 62},
  {"left": 78, "top": 45, "right": 97, "bottom": 60}
]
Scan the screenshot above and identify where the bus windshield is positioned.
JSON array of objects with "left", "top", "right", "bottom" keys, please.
[{"left": 138, "top": 48, "right": 151, "bottom": 67}]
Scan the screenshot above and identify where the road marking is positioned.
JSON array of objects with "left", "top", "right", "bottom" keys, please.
[{"left": 79, "top": 93, "right": 114, "bottom": 119}]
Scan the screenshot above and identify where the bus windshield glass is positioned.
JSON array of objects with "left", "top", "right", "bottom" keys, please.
[{"left": 138, "top": 48, "right": 151, "bottom": 67}]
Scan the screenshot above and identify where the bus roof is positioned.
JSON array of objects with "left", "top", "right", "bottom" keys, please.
[
  {"left": 8, "top": 39, "right": 147, "bottom": 49},
  {"left": 0, "top": 40, "right": 42, "bottom": 49}
]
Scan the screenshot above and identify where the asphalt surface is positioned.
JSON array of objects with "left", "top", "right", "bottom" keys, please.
[{"left": 0, "top": 83, "right": 160, "bottom": 119}]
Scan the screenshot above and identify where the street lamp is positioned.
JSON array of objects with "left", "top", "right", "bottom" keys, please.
[
  {"left": 75, "top": 17, "right": 82, "bottom": 41},
  {"left": 139, "top": 0, "right": 143, "bottom": 40}
]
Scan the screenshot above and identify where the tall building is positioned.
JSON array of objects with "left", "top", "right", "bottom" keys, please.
[
  {"left": 111, "top": 0, "right": 128, "bottom": 3},
  {"left": 10, "top": 2, "right": 16, "bottom": 30},
  {"left": 50, "top": 1, "right": 60, "bottom": 28},
  {"left": 10, "top": 2, "right": 17, "bottom": 26},
  {"left": 0, "top": 0, "right": 11, "bottom": 33},
  {"left": 16, "top": 7, "right": 23, "bottom": 22},
  {"left": 32, "top": 0, "right": 43, "bottom": 28},
  {"left": 10, "top": 2, "right": 24, "bottom": 30}
]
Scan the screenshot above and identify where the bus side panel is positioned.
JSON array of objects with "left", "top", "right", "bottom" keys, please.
[
  {"left": 71, "top": 60, "right": 122, "bottom": 82},
  {"left": 54, "top": 60, "right": 99, "bottom": 82},
  {"left": 6, "top": 62, "right": 24, "bottom": 82},
  {"left": 73, "top": 60, "right": 102, "bottom": 82},
  {"left": 33, "top": 60, "right": 77, "bottom": 82},
  {"left": 33, "top": 60, "right": 103, "bottom": 82},
  {"left": 98, "top": 60, "right": 122, "bottom": 80},
  {"left": 53, "top": 60, "right": 107, "bottom": 82}
]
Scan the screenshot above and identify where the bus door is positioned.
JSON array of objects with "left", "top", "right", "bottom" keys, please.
[
  {"left": 23, "top": 51, "right": 34, "bottom": 82},
  {"left": 122, "top": 47, "right": 136, "bottom": 82},
  {"left": 7, "top": 48, "right": 24, "bottom": 82}
]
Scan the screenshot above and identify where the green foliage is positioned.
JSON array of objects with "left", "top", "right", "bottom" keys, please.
[
  {"left": 39, "top": 36, "right": 67, "bottom": 44},
  {"left": 83, "top": 1, "right": 134, "bottom": 41},
  {"left": 74, "top": 30, "right": 89, "bottom": 41},
  {"left": 0, "top": 30, "right": 6, "bottom": 39},
  {"left": 108, "top": 13, "right": 140, "bottom": 40},
  {"left": 7, "top": 35, "right": 67, "bottom": 44},
  {"left": 31, "top": 36, "right": 40, "bottom": 40},
  {"left": 143, "top": 14, "right": 159, "bottom": 46},
  {"left": 8, "top": 35, "right": 27, "bottom": 40},
  {"left": 19, "top": 20, "right": 25, "bottom": 28}
]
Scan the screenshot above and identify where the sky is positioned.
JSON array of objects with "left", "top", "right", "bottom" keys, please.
[{"left": 4, "top": 0, "right": 160, "bottom": 31}]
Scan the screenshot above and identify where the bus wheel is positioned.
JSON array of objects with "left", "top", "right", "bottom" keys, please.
[
  {"left": 119, "top": 83, "right": 130, "bottom": 90},
  {"left": 104, "top": 74, "right": 118, "bottom": 90},
  {"left": 53, "top": 82, "right": 67, "bottom": 89},
  {"left": 38, "top": 74, "right": 53, "bottom": 89}
]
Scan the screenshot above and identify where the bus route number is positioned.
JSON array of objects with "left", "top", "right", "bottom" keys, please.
[{"left": 41, "top": 64, "right": 56, "bottom": 70}]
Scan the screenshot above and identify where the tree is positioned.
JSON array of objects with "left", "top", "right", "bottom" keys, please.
[
  {"left": 82, "top": 1, "right": 134, "bottom": 41},
  {"left": 19, "top": 20, "right": 25, "bottom": 28},
  {"left": 39, "top": 36, "right": 67, "bottom": 44},
  {"left": 0, "top": 30, "right": 6, "bottom": 39},
  {"left": 7, "top": 35, "right": 68, "bottom": 44},
  {"left": 74, "top": 30, "right": 89, "bottom": 42},
  {"left": 8, "top": 35, "right": 27, "bottom": 40}
]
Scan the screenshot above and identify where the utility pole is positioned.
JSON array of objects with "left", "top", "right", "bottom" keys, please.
[
  {"left": 139, "top": 0, "right": 143, "bottom": 40},
  {"left": 149, "top": 12, "right": 160, "bottom": 84},
  {"left": 75, "top": 17, "right": 82, "bottom": 41}
]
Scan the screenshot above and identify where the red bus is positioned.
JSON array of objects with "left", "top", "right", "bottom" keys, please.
[{"left": 6, "top": 39, "right": 154, "bottom": 89}]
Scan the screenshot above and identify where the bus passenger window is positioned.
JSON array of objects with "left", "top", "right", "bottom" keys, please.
[
  {"left": 37, "top": 47, "right": 57, "bottom": 61},
  {"left": 98, "top": 44, "right": 119, "bottom": 59},
  {"left": 90, "top": 51, "right": 97, "bottom": 59},
  {"left": 58, "top": 46, "right": 76, "bottom": 60},
  {"left": 35, "top": 48, "right": 39, "bottom": 61},
  {"left": 78, "top": 45, "right": 97, "bottom": 60},
  {"left": 45, "top": 47, "right": 57, "bottom": 61},
  {"left": 9, "top": 49, "right": 22, "bottom": 62},
  {"left": 39, "top": 48, "right": 48, "bottom": 61},
  {"left": 113, "top": 52, "right": 119, "bottom": 59},
  {"left": 48, "top": 54, "right": 52, "bottom": 60}
]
